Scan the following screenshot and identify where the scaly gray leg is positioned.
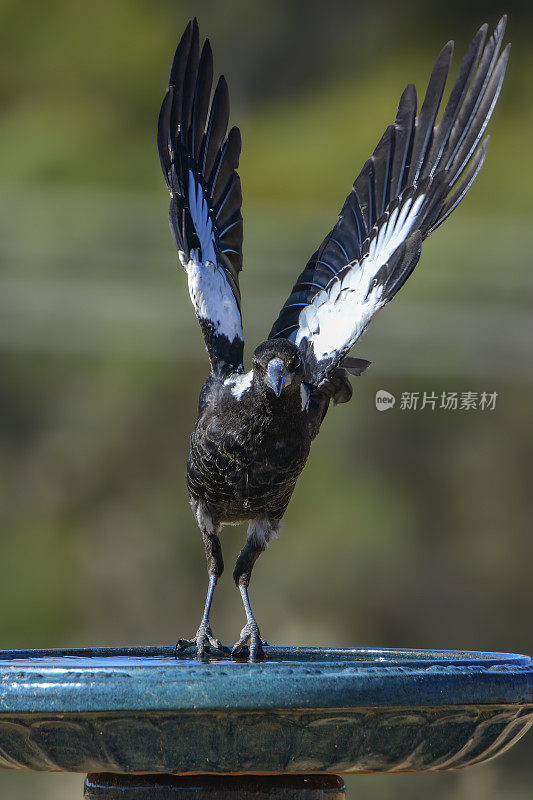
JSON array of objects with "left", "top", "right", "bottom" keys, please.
[
  {"left": 177, "top": 502, "right": 227, "bottom": 657},
  {"left": 232, "top": 518, "right": 279, "bottom": 660}
]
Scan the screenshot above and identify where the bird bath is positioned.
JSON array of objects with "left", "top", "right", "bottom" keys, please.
[{"left": 0, "top": 645, "right": 532, "bottom": 798}]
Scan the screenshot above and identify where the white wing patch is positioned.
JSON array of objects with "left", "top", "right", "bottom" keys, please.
[
  {"left": 179, "top": 171, "right": 243, "bottom": 345},
  {"left": 294, "top": 193, "right": 425, "bottom": 364},
  {"left": 181, "top": 252, "right": 243, "bottom": 343},
  {"left": 224, "top": 370, "right": 253, "bottom": 399},
  {"left": 187, "top": 170, "right": 217, "bottom": 264}
]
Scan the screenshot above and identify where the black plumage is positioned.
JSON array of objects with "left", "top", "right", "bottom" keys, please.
[
  {"left": 188, "top": 343, "right": 311, "bottom": 524},
  {"left": 158, "top": 18, "right": 509, "bottom": 658}
]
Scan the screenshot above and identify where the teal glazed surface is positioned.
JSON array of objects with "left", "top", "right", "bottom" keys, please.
[
  {"left": 0, "top": 646, "right": 532, "bottom": 712},
  {"left": 0, "top": 646, "right": 532, "bottom": 774}
]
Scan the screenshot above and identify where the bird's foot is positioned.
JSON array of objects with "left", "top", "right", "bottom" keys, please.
[
  {"left": 176, "top": 624, "right": 228, "bottom": 658},
  {"left": 231, "top": 622, "right": 268, "bottom": 661},
  {"left": 329, "top": 368, "right": 353, "bottom": 405}
]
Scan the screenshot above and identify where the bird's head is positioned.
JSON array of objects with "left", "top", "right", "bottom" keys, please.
[{"left": 252, "top": 339, "right": 305, "bottom": 398}]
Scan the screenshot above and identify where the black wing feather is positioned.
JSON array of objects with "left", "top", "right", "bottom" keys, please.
[
  {"left": 372, "top": 125, "right": 395, "bottom": 218},
  {"left": 442, "top": 18, "right": 506, "bottom": 172},
  {"left": 407, "top": 41, "right": 453, "bottom": 186},
  {"left": 390, "top": 84, "right": 417, "bottom": 198},
  {"left": 191, "top": 40, "right": 213, "bottom": 159},
  {"left": 424, "top": 25, "right": 487, "bottom": 178},
  {"left": 428, "top": 135, "right": 490, "bottom": 235},
  {"left": 447, "top": 45, "right": 509, "bottom": 186}
]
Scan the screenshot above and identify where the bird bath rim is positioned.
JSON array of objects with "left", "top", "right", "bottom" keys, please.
[
  {"left": 0, "top": 646, "right": 532, "bottom": 775},
  {"left": 0, "top": 645, "right": 531, "bottom": 713}
]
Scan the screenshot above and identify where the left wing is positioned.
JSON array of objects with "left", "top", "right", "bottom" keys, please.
[
  {"left": 269, "top": 18, "right": 509, "bottom": 385},
  {"left": 158, "top": 19, "right": 244, "bottom": 375}
]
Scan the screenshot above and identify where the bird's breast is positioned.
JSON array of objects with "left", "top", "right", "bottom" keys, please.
[{"left": 187, "top": 396, "right": 311, "bottom": 520}]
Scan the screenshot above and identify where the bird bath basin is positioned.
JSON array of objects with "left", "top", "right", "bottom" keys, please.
[{"left": 0, "top": 645, "right": 532, "bottom": 798}]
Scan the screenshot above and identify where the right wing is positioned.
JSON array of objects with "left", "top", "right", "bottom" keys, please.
[
  {"left": 158, "top": 19, "right": 244, "bottom": 375},
  {"left": 269, "top": 18, "right": 509, "bottom": 385}
]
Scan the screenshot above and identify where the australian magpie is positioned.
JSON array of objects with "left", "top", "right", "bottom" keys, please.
[{"left": 158, "top": 18, "right": 509, "bottom": 659}]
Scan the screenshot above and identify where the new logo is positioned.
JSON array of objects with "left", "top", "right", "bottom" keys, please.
[{"left": 375, "top": 390, "right": 396, "bottom": 411}]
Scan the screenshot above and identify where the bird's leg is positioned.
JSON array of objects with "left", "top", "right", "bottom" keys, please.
[
  {"left": 232, "top": 518, "right": 279, "bottom": 660},
  {"left": 177, "top": 504, "right": 227, "bottom": 657},
  {"left": 176, "top": 531, "right": 226, "bottom": 656}
]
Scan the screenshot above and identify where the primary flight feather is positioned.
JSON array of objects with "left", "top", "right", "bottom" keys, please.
[{"left": 158, "top": 17, "right": 509, "bottom": 659}]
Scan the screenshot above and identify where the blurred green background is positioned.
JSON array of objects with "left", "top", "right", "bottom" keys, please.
[{"left": 0, "top": 0, "right": 531, "bottom": 798}]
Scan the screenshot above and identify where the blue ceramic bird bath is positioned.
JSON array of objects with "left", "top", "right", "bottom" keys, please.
[{"left": 0, "top": 645, "right": 532, "bottom": 798}]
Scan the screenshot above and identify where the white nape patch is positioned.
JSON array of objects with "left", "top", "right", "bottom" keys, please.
[
  {"left": 224, "top": 370, "right": 253, "bottom": 399},
  {"left": 182, "top": 252, "right": 243, "bottom": 343},
  {"left": 295, "top": 192, "right": 425, "bottom": 364},
  {"left": 247, "top": 518, "right": 280, "bottom": 549},
  {"left": 300, "top": 382, "right": 310, "bottom": 411},
  {"left": 188, "top": 170, "right": 216, "bottom": 264}
]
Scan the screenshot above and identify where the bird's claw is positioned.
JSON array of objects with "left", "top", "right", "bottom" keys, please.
[
  {"left": 330, "top": 369, "right": 353, "bottom": 405},
  {"left": 176, "top": 625, "right": 229, "bottom": 658},
  {"left": 231, "top": 622, "right": 267, "bottom": 661},
  {"left": 317, "top": 369, "right": 352, "bottom": 405}
]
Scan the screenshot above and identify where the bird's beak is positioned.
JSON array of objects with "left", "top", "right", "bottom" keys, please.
[{"left": 265, "top": 358, "right": 292, "bottom": 397}]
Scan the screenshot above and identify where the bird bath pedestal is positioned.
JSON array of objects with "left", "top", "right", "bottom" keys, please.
[{"left": 0, "top": 646, "right": 532, "bottom": 798}]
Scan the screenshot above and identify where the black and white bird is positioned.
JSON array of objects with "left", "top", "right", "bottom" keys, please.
[{"left": 158, "top": 18, "right": 509, "bottom": 658}]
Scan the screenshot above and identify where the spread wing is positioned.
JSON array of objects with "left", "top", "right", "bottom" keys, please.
[
  {"left": 158, "top": 19, "right": 244, "bottom": 375},
  {"left": 269, "top": 18, "right": 509, "bottom": 385}
]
